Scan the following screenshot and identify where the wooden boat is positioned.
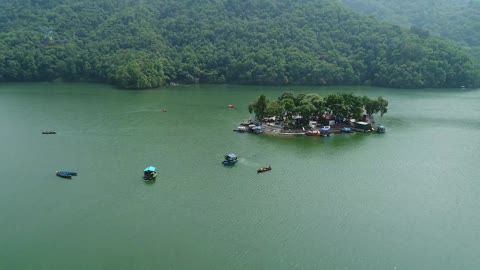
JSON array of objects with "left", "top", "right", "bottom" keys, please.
[
  {"left": 305, "top": 130, "right": 320, "bottom": 136},
  {"left": 56, "top": 171, "right": 72, "bottom": 179},
  {"left": 57, "top": 171, "right": 77, "bottom": 176},
  {"left": 42, "top": 131, "right": 56, "bottom": 134},
  {"left": 257, "top": 165, "right": 272, "bottom": 173},
  {"left": 233, "top": 126, "right": 248, "bottom": 133}
]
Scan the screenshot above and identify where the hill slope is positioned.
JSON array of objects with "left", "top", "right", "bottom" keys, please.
[
  {"left": 0, "top": 0, "right": 478, "bottom": 89},
  {"left": 339, "top": 0, "right": 480, "bottom": 59}
]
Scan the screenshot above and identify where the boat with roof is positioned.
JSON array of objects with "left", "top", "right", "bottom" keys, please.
[
  {"left": 143, "top": 166, "right": 157, "bottom": 180},
  {"left": 222, "top": 153, "right": 238, "bottom": 165},
  {"left": 320, "top": 126, "right": 331, "bottom": 137}
]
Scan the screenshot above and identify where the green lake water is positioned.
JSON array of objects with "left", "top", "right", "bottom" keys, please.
[{"left": 1, "top": 82, "right": 480, "bottom": 269}]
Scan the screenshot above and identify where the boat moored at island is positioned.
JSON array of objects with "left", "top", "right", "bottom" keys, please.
[
  {"left": 250, "top": 125, "right": 264, "bottom": 134},
  {"left": 353, "top": 121, "right": 373, "bottom": 132},
  {"left": 305, "top": 130, "right": 321, "bottom": 136},
  {"left": 320, "top": 126, "right": 331, "bottom": 137},
  {"left": 143, "top": 166, "right": 157, "bottom": 180},
  {"left": 222, "top": 153, "right": 238, "bottom": 165},
  {"left": 340, "top": 127, "right": 353, "bottom": 133},
  {"left": 233, "top": 126, "right": 248, "bottom": 133}
]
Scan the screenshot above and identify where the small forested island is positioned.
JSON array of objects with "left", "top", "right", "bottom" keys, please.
[
  {"left": 244, "top": 92, "right": 388, "bottom": 135},
  {"left": 0, "top": 0, "right": 479, "bottom": 89}
]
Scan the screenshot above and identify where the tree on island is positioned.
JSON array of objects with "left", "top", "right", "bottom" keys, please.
[
  {"left": 364, "top": 96, "right": 388, "bottom": 117},
  {"left": 248, "top": 94, "right": 268, "bottom": 122},
  {"left": 248, "top": 92, "right": 388, "bottom": 127}
]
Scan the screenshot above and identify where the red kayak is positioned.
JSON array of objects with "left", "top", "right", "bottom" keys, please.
[{"left": 257, "top": 165, "right": 272, "bottom": 173}]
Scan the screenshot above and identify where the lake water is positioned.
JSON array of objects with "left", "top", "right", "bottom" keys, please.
[{"left": 1, "top": 82, "right": 480, "bottom": 270}]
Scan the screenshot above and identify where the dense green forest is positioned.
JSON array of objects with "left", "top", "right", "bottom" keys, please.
[
  {"left": 0, "top": 0, "right": 478, "bottom": 89},
  {"left": 339, "top": 0, "right": 480, "bottom": 59}
]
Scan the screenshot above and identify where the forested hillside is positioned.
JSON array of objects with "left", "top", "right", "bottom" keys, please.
[
  {"left": 339, "top": 0, "right": 480, "bottom": 59},
  {"left": 0, "top": 0, "right": 478, "bottom": 89}
]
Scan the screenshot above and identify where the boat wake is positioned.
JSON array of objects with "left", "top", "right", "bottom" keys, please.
[{"left": 99, "top": 109, "right": 167, "bottom": 115}]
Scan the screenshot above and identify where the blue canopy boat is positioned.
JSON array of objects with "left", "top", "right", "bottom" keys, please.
[
  {"left": 340, "top": 127, "right": 353, "bottom": 133},
  {"left": 143, "top": 166, "right": 157, "bottom": 180},
  {"left": 222, "top": 153, "right": 238, "bottom": 165},
  {"left": 251, "top": 125, "right": 264, "bottom": 134},
  {"left": 320, "top": 126, "right": 331, "bottom": 137}
]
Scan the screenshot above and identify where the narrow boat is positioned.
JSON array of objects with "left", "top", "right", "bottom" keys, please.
[
  {"left": 143, "top": 166, "right": 157, "bottom": 180},
  {"left": 233, "top": 126, "right": 248, "bottom": 133},
  {"left": 57, "top": 171, "right": 77, "bottom": 176},
  {"left": 56, "top": 171, "right": 72, "bottom": 179},
  {"left": 257, "top": 165, "right": 272, "bottom": 173},
  {"left": 305, "top": 130, "right": 320, "bottom": 136},
  {"left": 42, "top": 131, "right": 56, "bottom": 134},
  {"left": 222, "top": 153, "right": 238, "bottom": 165}
]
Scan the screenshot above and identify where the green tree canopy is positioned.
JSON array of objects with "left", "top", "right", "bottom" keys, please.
[
  {"left": 248, "top": 94, "right": 269, "bottom": 121},
  {"left": 249, "top": 92, "right": 388, "bottom": 123}
]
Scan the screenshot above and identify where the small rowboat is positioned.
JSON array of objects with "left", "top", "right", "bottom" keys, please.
[
  {"left": 56, "top": 171, "right": 72, "bottom": 179},
  {"left": 57, "top": 171, "right": 77, "bottom": 176},
  {"left": 42, "top": 131, "right": 56, "bottom": 134},
  {"left": 257, "top": 165, "right": 272, "bottom": 173},
  {"left": 305, "top": 130, "right": 320, "bottom": 136}
]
